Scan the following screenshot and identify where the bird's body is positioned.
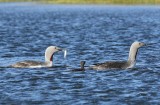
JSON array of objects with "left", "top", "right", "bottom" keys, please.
[
  {"left": 72, "top": 61, "right": 86, "bottom": 71},
  {"left": 10, "top": 46, "right": 65, "bottom": 68},
  {"left": 90, "top": 41, "right": 145, "bottom": 70},
  {"left": 10, "top": 60, "right": 52, "bottom": 68},
  {"left": 91, "top": 61, "right": 135, "bottom": 70}
]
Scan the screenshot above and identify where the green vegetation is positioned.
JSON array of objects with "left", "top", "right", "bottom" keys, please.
[
  {"left": 0, "top": 0, "right": 160, "bottom": 4},
  {"left": 0, "top": 0, "right": 32, "bottom": 2}
]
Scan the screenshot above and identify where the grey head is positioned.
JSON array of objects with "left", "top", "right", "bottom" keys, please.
[
  {"left": 131, "top": 41, "right": 146, "bottom": 49},
  {"left": 45, "top": 46, "right": 63, "bottom": 62}
]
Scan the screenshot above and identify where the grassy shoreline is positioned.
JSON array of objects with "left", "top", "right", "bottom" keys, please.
[{"left": 0, "top": 0, "right": 160, "bottom": 5}]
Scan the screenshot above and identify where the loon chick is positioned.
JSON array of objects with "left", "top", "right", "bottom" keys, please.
[{"left": 72, "top": 61, "right": 86, "bottom": 71}]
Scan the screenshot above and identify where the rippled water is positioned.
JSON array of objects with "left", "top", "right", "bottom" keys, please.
[{"left": 0, "top": 3, "right": 160, "bottom": 105}]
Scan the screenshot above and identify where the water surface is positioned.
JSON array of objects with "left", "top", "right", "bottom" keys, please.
[{"left": 0, "top": 3, "right": 160, "bottom": 105}]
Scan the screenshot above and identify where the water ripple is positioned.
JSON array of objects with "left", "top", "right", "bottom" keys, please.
[{"left": 0, "top": 3, "right": 160, "bottom": 105}]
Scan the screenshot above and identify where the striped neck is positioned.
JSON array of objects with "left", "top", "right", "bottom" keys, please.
[{"left": 128, "top": 45, "right": 139, "bottom": 66}]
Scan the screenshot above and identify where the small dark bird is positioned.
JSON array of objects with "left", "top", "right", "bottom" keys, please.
[{"left": 72, "top": 61, "right": 86, "bottom": 71}]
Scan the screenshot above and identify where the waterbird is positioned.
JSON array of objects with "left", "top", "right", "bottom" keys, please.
[
  {"left": 72, "top": 61, "right": 86, "bottom": 71},
  {"left": 90, "top": 41, "right": 145, "bottom": 70},
  {"left": 10, "top": 46, "right": 67, "bottom": 68}
]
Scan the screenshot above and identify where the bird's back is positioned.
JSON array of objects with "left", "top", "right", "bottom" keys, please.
[
  {"left": 10, "top": 60, "right": 45, "bottom": 68},
  {"left": 91, "top": 61, "right": 128, "bottom": 70}
]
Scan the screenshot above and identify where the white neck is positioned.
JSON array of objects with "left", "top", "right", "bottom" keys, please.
[
  {"left": 45, "top": 47, "right": 55, "bottom": 63},
  {"left": 45, "top": 54, "right": 53, "bottom": 62},
  {"left": 45, "top": 55, "right": 53, "bottom": 67},
  {"left": 128, "top": 45, "right": 139, "bottom": 63},
  {"left": 44, "top": 46, "right": 61, "bottom": 67}
]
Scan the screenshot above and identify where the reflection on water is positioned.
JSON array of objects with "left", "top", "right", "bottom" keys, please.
[{"left": 0, "top": 3, "right": 160, "bottom": 105}]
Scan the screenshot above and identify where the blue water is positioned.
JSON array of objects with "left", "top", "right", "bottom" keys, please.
[{"left": 0, "top": 3, "right": 160, "bottom": 105}]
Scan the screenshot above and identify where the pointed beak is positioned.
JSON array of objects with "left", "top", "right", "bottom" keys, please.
[
  {"left": 56, "top": 47, "right": 67, "bottom": 58},
  {"left": 141, "top": 42, "right": 146, "bottom": 46},
  {"left": 56, "top": 47, "right": 63, "bottom": 51}
]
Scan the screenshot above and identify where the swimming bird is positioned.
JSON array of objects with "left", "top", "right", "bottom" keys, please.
[
  {"left": 10, "top": 46, "right": 66, "bottom": 68},
  {"left": 90, "top": 41, "right": 145, "bottom": 70},
  {"left": 72, "top": 61, "right": 86, "bottom": 71}
]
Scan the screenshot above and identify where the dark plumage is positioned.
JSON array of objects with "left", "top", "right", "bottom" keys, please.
[
  {"left": 91, "top": 61, "right": 129, "bottom": 70},
  {"left": 72, "top": 61, "right": 86, "bottom": 71},
  {"left": 10, "top": 60, "right": 46, "bottom": 68}
]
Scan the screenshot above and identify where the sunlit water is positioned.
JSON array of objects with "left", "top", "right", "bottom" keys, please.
[{"left": 0, "top": 3, "right": 160, "bottom": 105}]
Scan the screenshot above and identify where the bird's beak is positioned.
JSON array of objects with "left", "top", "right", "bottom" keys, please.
[
  {"left": 57, "top": 47, "right": 63, "bottom": 51},
  {"left": 141, "top": 42, "right": 146, "bottom": 46},
  {"left": 56, "top": 47, "right": 67, "bottom": 58}
]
